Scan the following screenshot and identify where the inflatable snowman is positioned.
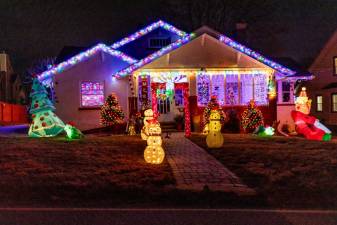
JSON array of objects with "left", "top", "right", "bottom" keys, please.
[
  {"left": 206, "top": 110, "right": 224, "bottom": 148},
  {"left": 291, "top": 87, "right": 331, "bottom": 141},
  {"left": 144, "top": 119, "right": 165, "bottom": 164},
  {"left": 141, "top": 109, "right": 154, "bottom": 140}
]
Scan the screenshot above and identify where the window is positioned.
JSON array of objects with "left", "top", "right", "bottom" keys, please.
[
  {"left": 240, "top": 74, "right": 253, "bottom": 105},
  {"left": 333, "top": 56, "right": 337, "bottom": 76},
  {"left": 254, "top": 74, "right": 268, "bottom": 105},
  {"left": 175, "top": 89, "right": 184, "bottom": 106},
  {"left": 332, "top": 94, "right": 337, "bottom": 112},
  {"left": 225, "top": 74, "right": 239, "bottom": 105},
  {"left": 281, "top": 82, "right": 292, "bottom": 103},
  {"left": 80, "top": 81, "right": 104, "bottom": 107},
  {"left": 211, "top": 74, "right": 225, "bottom": 105},
  {"left": 148, "top": 37, "right": 171, "bottom": 49},
  {"left": 197, "top": 74, "right": 210, "bottom": 106},
  {"left": 316, "top": 95, "right": 323, "bottom": 112}
]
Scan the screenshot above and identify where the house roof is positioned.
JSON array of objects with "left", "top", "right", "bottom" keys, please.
[
  {"left": 322, "top": 82, "right": 337, "bottom": 90},
  {"left": 310, "top": 28, "right": 337, "bottom": 71},
  {"left": 37, "top": 43, "right": 137, "bottom": 81},
  {"left": 110, "top": 20, "right": 188, "bottom": 50},
  {"left": 37, "top": 20, "right": 311, "bottom": 82}
]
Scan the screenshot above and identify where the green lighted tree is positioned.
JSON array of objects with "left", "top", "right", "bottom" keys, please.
[
  {"left": 100, "top": 94, "right": 125, "bottom": 126},
  {"left": 28, "top": 78, "right": 65, "bottom": 137},
  {"left": 203, "top": 96, "right": 226, "bottom": 126},
  {"left": 241, "top": 99, "right": 264, "bottom": 133}
]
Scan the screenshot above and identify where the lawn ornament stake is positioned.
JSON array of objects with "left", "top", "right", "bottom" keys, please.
[
  {"left": 206, "top": 110, "right": 224, "bottom": 148},
  {"left": 141, "top": 109, "right": 154, "bottom": 140},
  {"left": 291, "top": 87, "right": 331, "bottom": 141},
  {"left": 144, "top": 119, "right": 165, "bottom": 164}
]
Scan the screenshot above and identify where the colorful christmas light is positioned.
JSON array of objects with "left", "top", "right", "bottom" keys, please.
[
  {"left": 37, "top": 44, "right": 137, "bottom": 81},
  {"left": 111, "top": 20, "right": 187, "bottom": 49},
  {"left": 112, "top": 34, "right": 195, "bottom": 78},
  {"left": 100, "top": 94, "right": 125, "bottom": 126},
  {"left": 219, "top": 35, "right": 296, "bottom": 76}
]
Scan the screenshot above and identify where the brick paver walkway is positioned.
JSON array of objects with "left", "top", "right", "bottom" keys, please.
[{"left": 164, "top": 133, "right": 254, "bottom": 195}]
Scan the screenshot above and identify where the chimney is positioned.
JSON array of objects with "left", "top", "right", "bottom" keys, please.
[{"left": 235, "top": 22, "right": 248, "bottom": 44}]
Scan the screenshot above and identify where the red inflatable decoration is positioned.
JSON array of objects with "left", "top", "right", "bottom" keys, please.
[{"left": 291, "top": 87, "right": 331, "bottom": 141}]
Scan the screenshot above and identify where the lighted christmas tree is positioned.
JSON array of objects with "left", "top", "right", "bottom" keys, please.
[
  {"left": 100, "top": 94, "right": 125, "bottom": 126},
  {"left": 203, "top": 96, "right": 226, "bottom": 126},
  {"left": 241, "top": 99, "right": 264, "bottom": 133},
  {"left": 28, "top": 78, "right": 65, "bottom": 137}
]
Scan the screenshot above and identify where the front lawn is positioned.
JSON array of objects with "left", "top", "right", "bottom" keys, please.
[
  {"left": 190, "top": 133, "right": 337, "bottom": 209},
  {"left": 0, "top": 135, "right": 174, "bottom": 207}
]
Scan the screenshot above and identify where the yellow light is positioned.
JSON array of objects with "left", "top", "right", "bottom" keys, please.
[
  {"left": 143, "top": 121, "right": 165, "bottom": 164},
  {"left": 206, "top": 110, "right": 224, "bottom": 148},
  {"left": 141, "top": 109, "right": 154, "bottom": 140}
]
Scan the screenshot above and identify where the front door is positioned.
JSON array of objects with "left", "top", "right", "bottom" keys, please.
[{"left": 157, "top": 87, "right": 184, "bottom": 122}]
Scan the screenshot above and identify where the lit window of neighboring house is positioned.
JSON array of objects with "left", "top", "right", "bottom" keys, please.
[
  {"left": 334, "top": 56, "right": 337, "bottom": 76},
  {"left": 80, "top": 81, "right": 104, "bottom": 107},
  {"left": 332, "top": 94, "right": 337, "bottom": 112},
  {"left": 316, "top": 95, "right": 323, "bottom": 112}
]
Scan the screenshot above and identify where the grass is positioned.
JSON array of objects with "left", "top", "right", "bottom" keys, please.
[
  {"left": 0, "top": 134, "right": 175, "bottom": 207},
  {"left": 0, "top": 134, "right": 260, "bottom": 208},
  {"left": 190, "top": 133, "right": 337, "bottom": 209}
]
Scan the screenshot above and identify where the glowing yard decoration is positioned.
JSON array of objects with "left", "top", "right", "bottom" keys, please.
[
  {"left": 144, "top": 119, "right": 165, "bottom": 164},
  {"left": 28, "top": 78, "right": 65, "bottom": 137},
  {"left": 291, "top": 87, "right": 331, "bottom": 141},
  {"left": 219, "top": 35, "right": 295, "bottom": 76},
  {"left": 64, "top": 124, "right": 84, "bottom": 140},
  {"left": 255, "top": 125, "right": 275, "bottom": 137},
  {"left": 141, "top": 109, "right": 154, "bottom": 140},
  {"left": 37, "top": 44, "right": 137, "bottom": 82},
  {"left": 111, "top": 20, "right": 187, "bottom": 49},
  {"left": 206, "top": 110, "right": 224, "bottom": 148},
  {"left": 241, "top": 100, "right": 264, "bottom": 133}
]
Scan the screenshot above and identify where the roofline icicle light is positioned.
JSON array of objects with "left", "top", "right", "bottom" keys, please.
[
  {"left": 111, "top": 20, "right": 187, "bottom": 49},
  {"left": 219, "top": 35, "right": 296, "bottom": 76},
  {"left": 112, "top": 34, "right": 195, "bottom": 78},
  {"left": 37, "top": 44, "right": 137, "bottom": 81}
]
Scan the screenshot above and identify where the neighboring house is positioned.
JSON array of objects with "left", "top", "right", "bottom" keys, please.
[
  {"left": 307, "top": 28, "right": 337, "bottom": 129},
  {"left": 0, "top": 52, "right": 27, "bottom": 104},
  {"left": 37, "top": 20, "right": 313, "bottom": 131}
]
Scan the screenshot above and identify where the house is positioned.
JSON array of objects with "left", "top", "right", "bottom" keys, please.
[
  {"left": 306, "top": 28, "right": 337, "bottom": 130},
  {"left": 0, "top": 52, "right": 27, "bottom": 104},
  {"left": 37, "top": 20, "right": 313, "bottom": 132}
]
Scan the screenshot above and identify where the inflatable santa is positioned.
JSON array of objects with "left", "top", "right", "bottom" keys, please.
[{"left": 291, "top": 87, "right": 331, "bottom": 141}]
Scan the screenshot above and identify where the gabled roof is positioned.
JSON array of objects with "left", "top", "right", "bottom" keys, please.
[
  {"left": 37, "top": 20, "right": 308, "bottom": 81},
  {"left": 112, "top": 25, "right": 299, "bottom": 78},
  {"left": 310, "top": 28, "right": 337, "bottom": 71},
  {"left": 37, "top": 44, "right": 137, "bottom": 81},
  {"left": 111, "top": 20, "right": 188, "bottom": 49}
]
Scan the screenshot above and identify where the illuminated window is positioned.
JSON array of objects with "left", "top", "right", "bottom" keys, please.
[
  {"left": 211, "top": 74, "right": 225, "bottom": 105},
  {"left": 225, "top": 74, "right": 239, "bottom": 105},
  {"left": 80, "top": 81, "right": 104, "bottom": 107},
  {"left": 254, "top": 74, "right": 268, "bottom": 105},
  {"left": 240, "top": 74, "right": 253, "bottom": 105},
  {"left": 316, "top": 95, "right": 323, "bottom": 112},
  {"left": 197, "top": 73, "right": 210, "bottom": 106},
  {"left": 332, "top": 94, "right": 337, "bottom": 112},
  {"left": 334, "top": 57, "right": 337, "bottom": 76}
]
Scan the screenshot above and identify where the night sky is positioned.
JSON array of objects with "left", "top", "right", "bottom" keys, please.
[{"left": 0, "top": 0, "right": 336, "bottom": 73}]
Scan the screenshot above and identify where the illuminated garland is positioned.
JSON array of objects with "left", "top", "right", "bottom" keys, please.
[
  {"left": 37, "top": 44, "right": 137, "bottom": 81},
  {"left": 112, "top": 34, "right": 195, "bottom": 78},
  {"left": 219, "top": 35, "right": 296, "bottom": 76},
  {"left": 111, "top": 20, "right": 187, "bottom": 49}
]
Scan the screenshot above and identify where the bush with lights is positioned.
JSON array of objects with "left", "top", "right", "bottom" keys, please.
[
  {"left": 100, "top": 94, "right": 125, "bottom": 126},
  {"left": 241, "top": 99, "right": 264, "bottom": 133}
]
